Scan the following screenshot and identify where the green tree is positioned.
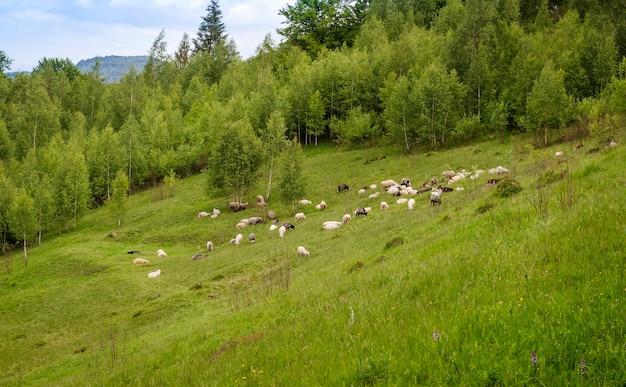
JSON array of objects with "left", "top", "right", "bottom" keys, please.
[
  {"left": 521, "top": 61, "right": 571, "bottom": 147},
  {"left": 306, "top": 90, "right": 325, "bottom": 145},
  {"left": 193, "top": 0, "right": 227, "bottom": 55},
  {"left": 175, "top": 32, "right": 191, "bottom": 69},
  {"left": 207, "top": 119, "right": 263, "bottom": 204},
  {"left": 19, "top": 150, "right": 54, "bottom": 245},
  {"left": 329, "top": 106, "right": 379, "bottom": 145},
  {"left": 0, "top": 50, "right": 13, "bottom": 73},
  {"left": 0, "top": 119, "right": 14, "bottom": 161},
  {"left": 0, "top": 163, "right": 16, "bottom": 254},
  {"left": 108, "top": 170, "right": 129, "bottom": 227},
  {"left": 277, "top": 139, "right": 306, "bottom": 214},
  {"left": 382, "top": 74, "right": 419, "bottom": 151},
  {"left": 8, "top": 188, "right": 37, "bottom": 267},
  {"left": 261, "top": 110, "right": 288, "bottom": 202},
  {"left": 54, "top": 142, "right": 91, "bottom": 231},
  {"left": 85, "top": 124, "right": 124, "bottom": 205},
  {"left": 143, "top": 29, "right": 170, "bottom": 90}
]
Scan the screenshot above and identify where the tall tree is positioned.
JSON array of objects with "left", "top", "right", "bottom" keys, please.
[
  {"left": 8, "top": 188, "right": 36, "bottom": 267},
  {"left": 261, "top": 110, "right": 288, "bottom": 202},
  {"left": 143, "top": 29, "right": 169, "bottom": 90},
  {"left": 277, "top": 139, "right": 306, "bottom": 214},
  {"left": 306, "top": 90, "right": 325, "bottom": 145},
  {"left": 108, "top": 170, "right": 129, "bottom": 227},
  {"left": 0, "top": 163, "right": 16, "bottom": 255},
  {"left": 193, "top": 0, "right": 228, "bottom": 55},
  {"left": 175, "top": 32, "right": 191, "bottom": 69},
  {"left": 0, "top": 50, "right": 13, "bottom": 74}
]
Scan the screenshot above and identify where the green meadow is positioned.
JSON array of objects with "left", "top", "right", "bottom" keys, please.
[{"left": 1, "top": 133, "right": 625, "bottom": 385}]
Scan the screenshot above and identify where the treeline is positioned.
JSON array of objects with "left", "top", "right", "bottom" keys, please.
[{"left": 1, "top": 0, "right": 626, "bottom": 257}]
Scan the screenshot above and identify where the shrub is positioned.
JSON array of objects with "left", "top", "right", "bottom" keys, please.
[{"left": 495, "top": 179, "right": 523, "bottom": 197}]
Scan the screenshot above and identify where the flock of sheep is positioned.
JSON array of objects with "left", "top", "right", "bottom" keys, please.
[{"left": 133, "top": 165, "right": 513, "bottom": 279}]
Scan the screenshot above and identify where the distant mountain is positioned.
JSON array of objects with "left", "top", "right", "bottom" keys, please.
[{"left": 76, "top": 55, "right": 149, "bottom": 83}]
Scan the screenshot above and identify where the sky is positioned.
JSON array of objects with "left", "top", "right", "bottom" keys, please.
[{"left": 1, "top": 0, "right": 289, "bottom": 72}]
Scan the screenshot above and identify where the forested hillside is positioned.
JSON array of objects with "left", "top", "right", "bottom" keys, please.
[
  {"left": 76, "top": 56, "right": 149, "bottom": 83},
  {"left": 1, "top": 0, "right": 626, "bottom": 258}
]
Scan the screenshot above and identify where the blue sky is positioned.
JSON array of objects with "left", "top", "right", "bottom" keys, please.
[{"left": 1, "top": 0, "right": 288, "bottom": 71}]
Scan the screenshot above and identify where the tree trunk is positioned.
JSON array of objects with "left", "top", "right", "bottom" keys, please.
[{"left": 22, "top": 233, "right": 28, "bottom": 267}]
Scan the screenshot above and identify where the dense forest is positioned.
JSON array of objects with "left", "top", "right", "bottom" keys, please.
[{"left": 1, "top": 0, "right": 626, "bottom": 257}]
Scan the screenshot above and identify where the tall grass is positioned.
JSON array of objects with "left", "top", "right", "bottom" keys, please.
[{"left": 1, "top": 134, "right": 625, "bottom": 385}]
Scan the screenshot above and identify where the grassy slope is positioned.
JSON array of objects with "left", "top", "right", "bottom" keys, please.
[{"left": 1, "top": 135, "right": 625, "bottom": 385}]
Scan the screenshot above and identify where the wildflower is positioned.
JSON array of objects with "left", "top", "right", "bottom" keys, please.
[
  {"left": 531, "top": 351, "right": 537, "bottom": 367},
  {"left": 580, "top": 356, "right": 586, "bottom": 376},
  {"left": 433, "top": 330, "right": 439, "bottom": 341},
  {"left": 242, "top": 376, "right": 247, "bottom": 381}
]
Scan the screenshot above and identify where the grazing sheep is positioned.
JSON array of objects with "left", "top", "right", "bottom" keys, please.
[
  {"left": 278, "top": 225, "right": 287, "bottom": 238},
  {"left": 338, "top": 183, "right": 350, "bottom": 192},
  {"left": 387, "top": 186, "right": 401, "bottom": 196},
  {"left": 368, "top": 192, "right": 380, "bottom": 199},
  {"left": 322, "top": 221, "right": 342, "bottom": 227},
  {"left": 396, "top": 198, "right": 408, "bottom": 204},
  {"left": 430, "top": 190, "right": 442, "bottom": 206},
  {"left": 401, "top": 177, "right": 411, "bottom": 187},
  {"left": 364, "top": 207, "right": 372, "bottom": 213},
  {"left": 269, "top": 224, "right": 278, "bottom": 231},
  {"left": 322, "top": 222, "right": 341, "bottom": 230},
  {"left": 381, "top": 180, "right": 398, "bottom": 189},
  {"left": 236, "top": 222, "right": 247, "bottom": 229},
  {"left": 267, "top": 210, "right": 276, "bottom": 219},
  {"left": 354, "top": 207, "right": 368, "bottom": 217},
  {"left": 295, "top": 212, "right": 306, "bottom": 221},
  {"left": 147, "top": 269, "right": 161, "bottom": 278},
  {"left": 133, "top": 258, "right": 149, "bottom": 264},
  {"left": 358, "top": 188, "right": 367, "bottom": 195},
  {"left": 212, "top": 208, "right": 221, "bottom": 216},
  {"left": 342, "top": 213, "right": 352, "bottom": 224},
  {"left": 210, "top": 213, "right": 218, "bottom": 219},
  {"left": 192, "top": 254, "right": 207, "bottom": 260},
  {"left": 607, "top": 139, "right": 618, "bottom": 148},
  {"left": 299, "top": 199, "right": 313, "bottom": 205},
  {"left": 229, "top": 201, "right": 249, "bottom": 212},
  {"left": 248, "top": 216, "right": 264, "bottom": 225},
  {"left": 369, "top": 184, "right": 377, "bottom": 190},
  {"left": 442, "top": 170, "right": 456, "bottom": 180},
  {"left": 249, "top": 233, "right": 256, "bottom": 243},
  {"left": 315, "top": 200, "right": 327, "bottom": 210},
  {"left": 281, "top": 222, "right": 295, "bottom": 229},
  {"left": 206, "top": 241, "right": 214, "bottom": 252},
  {"left": 272, "top": 218, "right": 280, "bottom": 225},
  {"left": 235, "top": 234, "right": 243, "bottom": 245},
  {"left": 408, "top": 198, "right": 415, "bottom": 210},
  {"left": 380, "top": 201, "right": 390, "bottom": 211},
  {"left": 157, "top": 249, "right": 167, "bottom": 258},
  {"left": 488, "top": 166, "right": 509, "bottom": 175},
  {"left": 297, "top": 246, "right": 310, "bottom": 257},
  {"left": 555, "top": 151, "right": 564, "bottom": 157},
  {"left": 198, "top": 211, "right": 210, "bottom": 218}
]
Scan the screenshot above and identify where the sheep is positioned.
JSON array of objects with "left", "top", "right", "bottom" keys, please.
[
  {"left": 206, "top": 241, "right": 214, "bottom": 252},
  {"left": 342, "top": 213, "right": 352, "bottom": 224},
  {"left": 322, "top": 221, "right": 342, "bottom": 227},
  {"left": 267, "top": 210, "right": 276, "bottom": 219},
  {"left": 212, "top": 208, "right": 221, "bottom": 216},
  {"left": 368, "top": 192, "right": 380, "bottom": 199},
  {"left": 295, "top": 212, "right": 306, "bottom": 221},
  {"left": 248, "top": 216, "right": 264, "bottom": 225},
  {"left": 488, "top": 166, "right": 509, "bottom": 175},
  {"left": 322, "top": 222, "right": 341, "bottom": 230},
  {"left": 281, "top": 222, "right": 296, "bottom": 229},
  {"left": 401, "top": 177, "right": 411, "bottom": 187},
  {"left": 338, "top": 183, "right": 350, "bottom": 192},
  {"left": 430, "top": 190, "right": 442, "bottom": 206},
  {"left": 229, "top": 201, "right": 249, "bottom": 212},
  {"left": 555, "top": 151, "right": 564, "bottom": 157},
  {"left": 364, "top": 207, "right": 372, "bottom": 213},
  {"left": 380, "top": 201, "right": 390, "bottom": 211},
  {"left": 192, "top": 254, "right": 207, "bottom": 260},
  {"left": 354, "top": 207, "right": 368, "bottom": 217},
  {"left": 278, "top": 225, "right": 287, "bottom": 238},
  {"left": 297, "top": 246, "right": 310, "bottom": 257},
  {"left": 198, "top": 211, "right": 210, "bottom": 218},
  {"left": 269, "top": 224, "right": 278, "bottom": 231},
  {"left": 387, "top": 186, "right": 401, "bottom": 196},
  {"left": 147, "top": 269, "right": 161, "bottom": 278},
  {"left": 315, "top": 200, "right": 327, "bottom": 210},
  {"left": 210, "top": 213, "right": 219, "bottom": 219},
  {"left": 157, "top": 249, "right": 167, "bottom": 258},
  {"left": 408, "top": 198, "right": 415, "bottom": 210},
  {"left": 369, "top": 184, "right": 377, "bottom": 190},
  {"left": 249, "top": 233, "right": 256, "bottom": 243},
  {"left": 299, "top": 199, "right": 313, "bottom": 205},
  {"left": 381, "top": 180, "right": 398, "bottom": 189},
  {"left": 396, "top": 198, "right": 408, "bottom": 204},
  {"left": 133, "top": 258, "right": 149, "bottom": 264},
  {"left": 442, "top": 170, "right": 456, "bottom": 180},
  {"left": 607, "top": 138, "right": 618, "bottom": 148},
  {"left": 236, "top": 222, "right": 247, "bottom": 229},
  {"left": 234, "top": 234, "right": 243, "bottom": 245},
  {"left": 358, "top": 188, "right": 367, "bottom": 195}
]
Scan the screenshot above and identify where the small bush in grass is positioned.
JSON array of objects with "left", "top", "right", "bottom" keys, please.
[
  {"left": 384, "top": 237, "right": 404, "bottom": 250},
  {"left": 540, "top": 170, "right": 565, "bottom": 185},
  {"left": 477, "top": 202, "right": 495, "bottom": 214},
  {"left": 352, "top": 357, "right": 390, "bottom": 386},
  {"left": 495, "top": 178, "right": 522, "bottom": 197}
]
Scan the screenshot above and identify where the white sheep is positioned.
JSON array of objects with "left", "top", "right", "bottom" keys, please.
[
  {"left": 368, "top": 192, "right": 380, "bottom": 199},
  {"left": 381, "top": 180, "right": 398, "bottom": 189},
  {"left": 442, "top": 170, "right": 456, "bottom": 179},
  {"left": 369, "top": 184, "right": 377, "bottom": 190},
  {"left": 396, "top": 198, "right": 408, "bottom": 204},
  {"left": 295, "top": 212, "right": 307, "bottom": 221},
  {"left": 210, "top": 213, "right": 219, "bottom": 219},
  {"left": 358, "top": 188, "right": 367, "bottom": 195},
  {"left": 206, "top": 241, "right": 214, "bottom": 252},
  {"left": 235, "top": 234, "right": 243, "bottom": 245},
  {"left": 364, "top": 207, "right": 372, "bottom": 213},
  {"left": 147, "top": 269, "right": 161, "bottom": 278},
  {"left": 387, "top": 186, "right": 400, "bottom": 195},
  {"left": 269, "top": 224, "right": 278, "bottom": 231},
  {"left": 430, "top": 189, "right": 442, "bottom": 206},
  {"left": 342, "top": 213, "right": 352, "bottom": 224},
  {"left": 488, "top": 166, "right": 509, "bottom": 175},
  {"left": 236, "top": 222, "right": 247, "bottom": 229},
  {"left": 380, "top": 201, "right": 389, "bottom": 211},
  {"left": 322, "top": 223, "right": 341, "bottom": 230},
  {"left": 157, "top": 249, "right": 167, "bottom": 258},
  {"left": 407, "top": 198, "right": 415, "bottom": 210},
  {"left": 555, "top": 151, "right": 564, "bottom": 157},
  {"left": 323, "top": 221, "right": 342, "bottom": 227},
  {"left": 133, "top": 258, "right": 149, "bottom": 264},
  {"left": 278, "top": 225, "right": 287, "bottom": 238},
  {"left": 198, "top": 211, "right": 209, "bottom": 218},
  {"left": 315, "top": 200, "right": 327, "bottom": 210},
  {"left": 297, "top": 246, "right": 310, "bottom": 257},
  {"left": 212, "top": 208, "right": 221, "bottom": 216},
  {"left": 299, "top": 199, "right": 313, "bottom": 205}
]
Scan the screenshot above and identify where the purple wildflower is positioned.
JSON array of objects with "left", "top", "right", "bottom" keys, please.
[
  {"left": 580, "top": 356, "right": 586, "bottom": 376},
  {"left": 531, "top": 351, "right": 537, "bottom": 367},
  {"left": 433, "top": 330, "right": 439, "bottom": 341}
]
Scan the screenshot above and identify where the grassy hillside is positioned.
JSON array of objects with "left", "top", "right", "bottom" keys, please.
[{"left": 1, "top": 134, "right": 625, "bottom": 385}]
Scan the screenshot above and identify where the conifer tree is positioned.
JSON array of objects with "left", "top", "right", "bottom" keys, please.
[{"left": 193, "top": 0, "right": 227, "bottom": 55}]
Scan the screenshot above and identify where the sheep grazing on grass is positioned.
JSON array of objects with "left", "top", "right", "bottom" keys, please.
[
  {"left": 396, "top": 198, "right": 408, "bottom": 204},
  {"left": 370, "top": 184, "right": 377, "bottom": 190},
  {"left": 157, "top": 249, "right": 167, "bottom": 258},
  {"left": 192, "top": 254, "right": 207, "bottom": 260},
  {"left": 380, "top": 201, "right": 390, "bottom": 211},
  {"left": 358, "top": 188, "right": 367, "bottom": 195},
  {"left": 147, "top": 269, "right": 161, "bottom": 278},
  {"left": 269, "top": 224, "right": 278, "bottom": 231},
  {"left": 297, "top": 246, "right": 310, "bottom": 257},
  {"left": 198, "top": 211, "right": 210, "bottom": 218},
  {"left": 342, "top": 214, "right": 352, "bottom": 224},
  {"left": 295, "top": 212, "right": 306, "bottom": 221},
  {"left": 323, "top": 221, "right": 342, "bottom": 227},
  {"left": 368, "top": 192, "right": 380, "bottom": 199},
  {"left": 354, "top": 207, "right": 368, "bottom": 217},
  {"left": 267, "top": 210, "right": 276, "bottom": 220},
  {"left": 249, "top": 233, "right": 256, "bottom": 243},
  {"left": 607, "top": 139, "right": 618, "bottom": 148},
  {"left": 555, "top": 151, "right": 564, "bottom": 157},
  {"left": 299, "top": 199, "right": 313, "bottom": 205},
  {"left": 322, "top": 222, "right": 341, "bottom": 230},
  {"left": 282, "top": 222, "right": 295, "bottom": 230},
  {"left": 430, "top": 190, "right": 442, "bottom": 206},
  {"left": 488, "top": 166, "right": 509, "bottom": 175},
  {"left": 315, "top": 200, "right": 327, "bottom": 210},
  {"left": 387, "top": 186, "right": 401, "bottom": 196},
  {"left": 247, "top": 216, "right": 264, "bottom": 225},
  {"left": 338, "top": 183, "right": 350, "bottom": 192},
  {"left": 235, "top": 234, "right": 243, "bottom": 245},
  {"left": 381, "top": 180, "right": 398, "bottom": 190},
  {"left": 401, "top": 178, "right": 411, "bottom": 187},
  {"left": 206, "top": 241, "right": 214, "bottom": 252},
  {"left": 133, "top": 258, "right": 149, "bottom": 264},
  {"left": 278, "top": 225, "right": 287, "bottom": 238},
  {"left": 229, "top": 201, "right": 249, "bottom": 212},
  {"left": 212, "top": 208, "right": 221, "bottom": 215},
  {"left": 408, "top": 198, "right": 415, "bottom": 210},
  {"left": 256, "top": 195, "right": 266, "bottom": 207}
]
